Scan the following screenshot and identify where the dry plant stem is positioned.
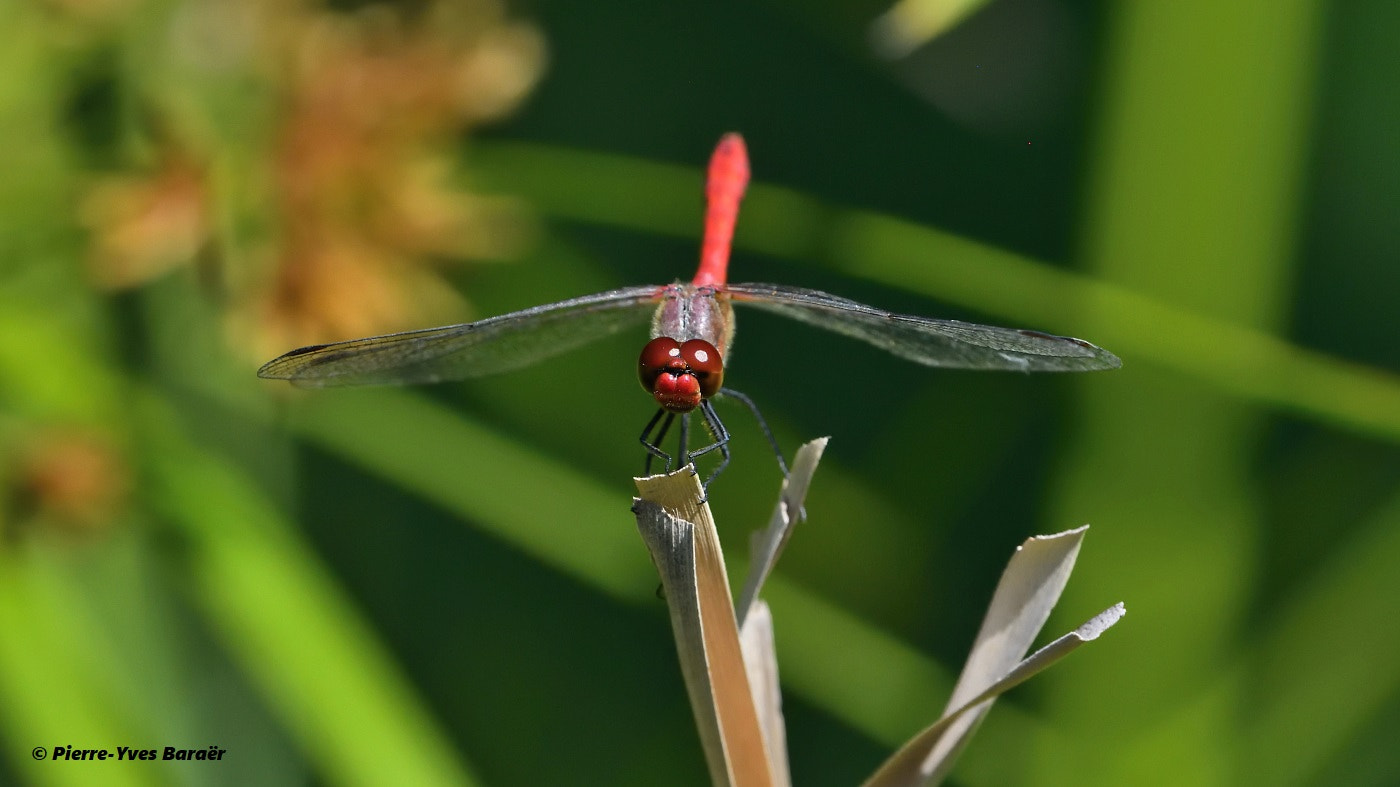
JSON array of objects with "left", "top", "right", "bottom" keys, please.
[
  {"left": 862, "top": 526, "right": 1127, "bottom": 787},
  {"left": 863, "top": 603, "right": 1126, "bottom": 787},
  {"left": 736, "top": 437, "right": 829, "bottom": 626},
  {"left": 634, "top": 468, "right": 776, "bottom": 787},
  {"left": 733, "top": 436, "right": 829, "bottom": 787},
  {"left": 738, "top": 601, "right": 790, "bottom": 787},
  {"left": 927, "top": 526, "right": 1090, "bottom": 777}
]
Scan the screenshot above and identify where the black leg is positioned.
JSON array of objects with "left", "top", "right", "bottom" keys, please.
[
  {"left": 719, "top": 387, "right": 789, "bottom": 478},
  {"left": 639, "top": 390, "right": 774, "bottom": 489},
  {"left": 677, "top": 411, "right": 690, "bottom": 469},
  {"left": 718, "top": 388, "right": 804, "bottom": 520},
  {"left": 695, "top": 400, "right": 732, "bottom": 489},
  {"left": 640, "top": 408, "right": 675, "bottom": 474}
]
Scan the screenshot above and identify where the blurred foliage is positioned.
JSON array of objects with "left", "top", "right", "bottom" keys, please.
[{"left": 1, "top": 0, "right": 1398, "bottom": 785}]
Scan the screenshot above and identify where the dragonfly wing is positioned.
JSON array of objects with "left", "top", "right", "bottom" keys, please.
[
  {"left": 725, "top": 283, "right": 1120, "bottom": 372},
  {"left": 258, "top": 285, "right": 662, "bottom": 387}
]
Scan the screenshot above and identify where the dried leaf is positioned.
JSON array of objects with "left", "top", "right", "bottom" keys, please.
[
  {"left": 736, "top": 438, "right": 828, "bottom": 625},
  {"left": 864, "top": 603, "right": 1126, "bottom": 786},
  {"left": 634, "top": 470, "right": 776, "bottom": 787},
  {"left": 739, "top": 602, "right": 790, "bottom": 787}
]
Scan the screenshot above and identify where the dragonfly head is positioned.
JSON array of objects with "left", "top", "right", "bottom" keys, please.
[{"left": 638, "top": 337, "right": 724, "bottom": 412}]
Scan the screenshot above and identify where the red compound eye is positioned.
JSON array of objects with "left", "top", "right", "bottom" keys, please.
[
  {"left": 637, "top": 337, "right": 724, "bottom": 412},
  {"left": 679, "top": 339, "right": 723, "bottom": 398},
  {"left": 638, "top": 337, "right": 681, "bottom": 392}
]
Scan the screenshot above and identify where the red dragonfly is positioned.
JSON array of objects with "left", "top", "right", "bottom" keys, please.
[{"left": 259, "top": 134, "right": 1119, "bottom": 484}]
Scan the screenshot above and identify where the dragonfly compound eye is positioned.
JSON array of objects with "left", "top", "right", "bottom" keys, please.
[
  {"left": 679, "top": 339, "right": 724, "bottom": 398},
  {"left": 638, "top": 336, "right": 723, "bottom": 412},
  {"left": 638, "top": 337, "right": 681, "bottom": 392}
]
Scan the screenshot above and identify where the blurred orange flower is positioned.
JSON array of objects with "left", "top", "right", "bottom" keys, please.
[
  {"left": 10, "top": 429, "right": 130, "bottom": 537},
  {"left": 81, "top": 150, "right": 210, "bottom": 290},
  {"left": 81, "top": 0, "right": 545, "bottom": 364}
]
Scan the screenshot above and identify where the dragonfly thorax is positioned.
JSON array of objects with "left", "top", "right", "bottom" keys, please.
[
  {"left": 650, "top": 283, "right": 734, "bottom": 360},
  {"left": 638, "top": 337, "right": 724, "bottom": 412}
]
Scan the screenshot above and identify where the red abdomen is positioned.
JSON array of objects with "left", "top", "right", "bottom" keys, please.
[{"left": 691, "top": 133, "right": 749, "bottom": 288}]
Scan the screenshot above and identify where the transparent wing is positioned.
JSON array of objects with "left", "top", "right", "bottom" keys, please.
[
  {"left": 258, "top": 285, "right": 663, "bottom": 387},
  {"left": 724, "top": 283, "right": 1120, "bottom": 372}
]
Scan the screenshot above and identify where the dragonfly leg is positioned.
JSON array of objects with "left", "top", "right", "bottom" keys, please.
[
  {"left": 719, "top": 387, "right": 789, "bottom": 478},
  {"left": 639, "top": 400, "right": 737, "bottom": 489},
  {"left": 693, "top": 400, "right": 732, "bottom": 489},
  {"left": 718, "top": 388, "right": 805, "bottom": 519},
  {"left": 677, "top": 412, "right": 690, "bottom": 469},
  {"left": 640, "top": 408, "right": 675, "bottom": 474}
]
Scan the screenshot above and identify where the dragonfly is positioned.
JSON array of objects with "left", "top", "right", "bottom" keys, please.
[{"left": 259, "top": 134, "right": 1120, "bottom": 486}]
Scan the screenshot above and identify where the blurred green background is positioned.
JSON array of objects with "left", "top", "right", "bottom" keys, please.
[{"left": 2, "top": 0, "right": 1398, "bottom": 784}]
